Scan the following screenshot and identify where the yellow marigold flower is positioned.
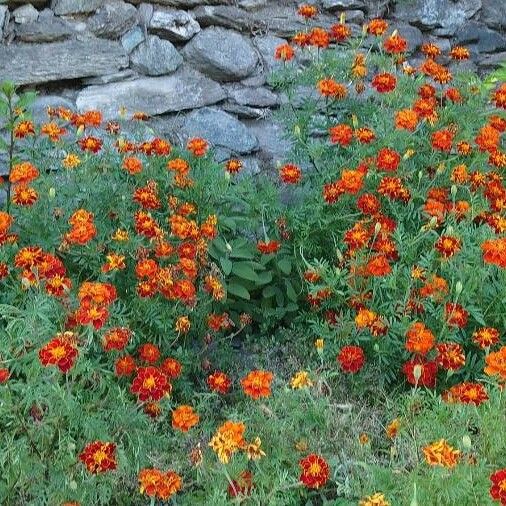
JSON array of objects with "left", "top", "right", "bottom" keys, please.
[
  {"left": 423, "top": 439, "right": 461, "bottom": 468},
  {"left": 359, "top": 492, "right": 391, "bottom": 506},
  {"left": 246, "top": 437, "right": 266, "bottom": 461},
  {"left": 209, "top": 421, "right": 246, "bottom": 464},
  {"left": 385, "top": 418, "right": 401, "bottom": 439},
  {"left": 112, "top": 229, "right": 129, "bottom": 241},
  {"left": 315, "top": 338, "right": 324, "bottom": 350},
  {"left": 62, "top": 153, "right": 81, "bottom": 169},
  {"left": 290, "top": 371, "right": 313, "bottom": 389},
  {"left": 355, "top": 308, "right": 377, "bottom": 328},
  {"left": 359, "top": 433, "right": 370, "bottom": 445},
  {"left": 175, "top": 316, "right": 191, "bottom": 334}
]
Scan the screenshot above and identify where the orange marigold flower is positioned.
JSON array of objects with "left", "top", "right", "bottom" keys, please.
[
  {"left": 9, "top": 162, "right": 39, "bottom": 185},
  {"left": 12, "top": 185, "right": 38, "bottom": 206},
  {"left": 102, "top": 327, "right": 131, "bottom": 352},
  {"left": 445, "top": 303, "right": 468, "bottom": 328},
  {"left": 431, "top": 128, "right": 455, "bottom": 152},
  {"left": 450, "top": 46, "right": 470, "bottom": 60},
  {"left": 421, "top": 42, "right": 441, "bottom": 59},
  {"left": 187, "top": 137, "right": 209, "bottom": 157},
  {"left": 297, "top": 4, "right": 318, "bottom": 18},
  {"left": 317, "top": 79, "right": 347, "bottom": 99},
  {"left": 101, "top": 253, "right": 126, "bottom": 273},
  {"left": 122, "top": 156, "right": 143, "bottom": 175},
  {"left": 442, "top": 382, "right": 488, "bottom": 406},
  {"left": 395, "top": 109, "right": 418, "bottom": 131},
  {"left": 405, "top": 322, "right": 435, "bottom": 355},
  {"left": 435, "top": 235, "right": 461, "bottom": 258},
  {"left": 39, "top": 334, "right": 78, "bottom": 373},
  {"left": 383, "top": 33, "right": 407, "bottom": 54},
  {"left": 209, "top": 420, "right": 246, "bottom": 463},
  {"left": 138, "top": 343, "right": 160, "bottom": 364},
  {"left": 79, "top": 441, "right": 116, "bottom": 474},
  {"left": 207, "top": 371, "right": 232, "bottom": 394},
  {"left": 376, "top": 147, "right": 400, "bottom": 172},
  {"left": 354, "top": 127, "right": 376, "bottom": 144},
  {"left": 225, "top": 158, "right": 243, "bottom": 174},
  {"left": 359, "top": 493, "right": 391, "bottom": 506},
  {"left": 371, "top": 73, "right": 396, "bottom": 93},
  {"left": 329, "top": 23, "right": 351, "bottom": 42},
  {"left": 78, "top": 281, "right": 117, "bottom": 306},
  {"left": 130, "top": 366, "right": 171, "bottom": 401},
  {"left": 490, "top": 469, "right": 506, "bottom": 504},
  {"left": 337, "top": 345, "right": 365, "bottom": 373},
  {"left": 78, "top": 136, "right": 102, "bottom": 153},
  {"left": 274, "top": 43, "right": 295, "bottom": 61},
  {"left": 484, "top": 346, "right": 506, "bottom": 380},
  {"left": 115, "top": 355, "right": 136, "bottom": 377},
  {"left": 13, "top": 120, "right": 35, "bottom": 138},
  {"left": 475, "top": 124, "right": 500, "bottom": 153},
  {"left": 139, "top": 468, "right": 182, "bottom": 500},
  {"left": 386, "top": 418, "right": 401, "bottom": 439},
  {"left": 172, "top": 405, "right": 199, "bottom": 432},
  {"left": 355, "top": 308, "right": 377, "bottom": 329},
  {"left": 366, "top": 255, "right": 391, "bottom": 277},
  {"left": 436, "top": 342, "right": 465, "bottom": 371},
  {"left": 492, "top": 83, "right": 506, "bottom": 109},
  {"left": 299, "top": 454, "right": 330, "bottom": 489},
  {"left": 329, "top": 124, "right": 353, "bottom": 145},
  {"left": 279, "top": 163, "right": 302, "bottom": 184},
  {"left": 482, "top": 237, "right": 506, "bottom": 268},
  {"left": 423, "top": 439, "right": 460, "bottom": 468},
  {"left": 41, "top": 122, "right": 66, "bottom": 141},
  {"left": 457, "top": 140, "right": 472, "bottom": 155},
  {"left": 473, "top": 327, "right": 500, "bottom": 349},
  {"left": 309, "top": 27, "right": 330, "bottom": 48},
  {"left": 241, "top": 370, "right": 274, "bottom": 399},
  {"left": 367, "top": 18, "right": 388, "bottom": 36}
]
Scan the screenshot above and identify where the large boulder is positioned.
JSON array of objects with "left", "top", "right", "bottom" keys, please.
[
  {"left": 127, "top": 0, "right": 234, "bottom": 6},
  {"left": 454, "top": 21, "right": 506, "bottom": 54},
  {"left": 192, "top": 5, "right": 255, "bottom": 32},
  {"left": 130, "top": 36, "right": 183, "bottom": 76},
  {"left": 225, "top": 84, "right": 279, "bottom": 108},
  {"left": 15, "top": 17, "right": 74, "bottom": 42},
  {"left": 0, "top": 39, "right": 128, "bottom": 85},
  {"left": 51, "top": 0, "right": 104, "bottom": 15},
  {"left": 12, "top": 4, "right": 38, "bottom": 24},
  {"left": 181, "top": 107, "right": 258, "bottom": 154},
  {"left": 29, "top": 95, "right": 76, "bottom": 124},
  {"left": 480, "top": 0, "right": 506, "bottom": 30},
  {"left": 322, "top": 0, "right": 366, "bottom": 11},
  {"left": 149, "top": 8, "right": 200, "bottom": 41},
  {"left": 87, "top": 0, "right": 138, "bottom": 39},
  {"left": 182, "top": 27, "right": 259, "bottom": 81},
  {"left": 75, "top": 67, "right": 226, "bottom": 119}
]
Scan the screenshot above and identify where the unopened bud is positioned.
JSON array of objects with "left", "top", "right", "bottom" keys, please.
[
  {"left": 451, "top": 184, "right": 457, "bottom": 198},
  {"left": 224, "top": 171, "right": 231, "bottom": 181},
  {"left": 374, "top": 222, "right": 382, "bottom": 235},
  {"left": 462, "top": 434, "right": 472, "bottom": 450},
  {"left": 455, "top": 281, "right": 463, "bottom": 295},
  {"left": 294, "top": 124, "right": 301, "bottom": 137},
  {"left": 413, "top": 364, "right": 422, "bottom": 384},
  {"left": 48, "top": 187, "right": 56, "bottom": 200},
  {"left": 418, "top": 170, "right": 423, "bottom": 181},
  {"left": 339, "top": 12, "right": 346, "bottom": 24},
  {"left": 225, "top": 241, "right": 232, "bottom": 252},
  {"left": 69, "top": 480, "right": 78, "bottom": 491},
  {"left": 373, "top": 343, "right": 379, "bottom": 352}
]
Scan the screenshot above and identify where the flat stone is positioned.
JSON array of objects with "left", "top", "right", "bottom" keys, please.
[
  {"left": 149, "top": 8, "right": 200, "bottom": 41},
  {"left": 137, "top": 3, "right": 154, "bottom": 26},
  {"left": 322, "top": 0, "right": 365, "bottom": 11},
  {"left": 130, "top": 35, "right": 183, "bottom": 76},
  {"left": 87, "top": 0, "right": 138, "bottom": 38},
  {"left": 29, "top": 95, "right": 76, "bottom": 124},
  {"left": 51, "top": 0, "right": 104, "bottom": 15},
  {"left": 481, "top": 0, "right": 506, "bottom": 30},
  {"left": 82, "top": 69, "right": 138, "bottom": 85},
  {"left": 1, "top": 6, "right": 10, "bottom": 37},
  {"left": 344, "top": 10, "right": 365, "bottom": 24},
  {"left": 395, "top": 0, "right": 482, "bottom": 36},
  {"left": 127, "top": 0, "right": 234, "bottom": 6},
  {"left": 253, "top": 35, "right": 288, "bottom": 72},
  {"left": 13, "top": 4, "right": 38, "bottom": 24},
  {"left": 0, "top": 39, "right": 129, "bottom": 86},
  {"left": 76, "top": 67, "right": 226, "bottom": 119},
  {"left": 192, "top": 5, "right": 255, "bottom": 32},
  {"left": 15, "top": 17, "right": 74, "bottom": 42},
  {"left": 237, "top": 0, "right": 267, "bottom": 11},
  {"left": 182, "top": 107, "right": 258, "bottom": 154},
  {"left": 478, "top": 51, "right": 506, "bottom": 70},
  {"left": 121, "top": 26, "right": 145, "bottom": 53},
  {"left": 363, "top": 0, "right": 390, "bottom": 16},
  {"left": 182, "top": 27, "right": 259, "bottom": 81},
  {"left": 221, "top": 103, "right": 270, "bottom": 119},
  {"left": 455, "top": 21, "right": 506, "bottom": 54},
  {"left": 225, "top": 84, "right": 279, "bottom": 107}
]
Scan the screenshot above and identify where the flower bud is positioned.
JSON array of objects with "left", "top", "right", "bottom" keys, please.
[
  {"left": 294, "top": 124, "right": 301, "bottom": 137},
  {"left": 48, "top": 187, "right": 56, "bottom": 200},
  {"left": 70, "top": 480, "right": 78, "bottom": 491},
  {"left": 225, "top": 241, "right": 232, "bottom": 252},
  {"left": 224, "top": 171, "right": 231, "bottom": 181},
  {"left": 374, "top": 222, "right": 382, "bottom": 235},
  {"left": 451, "top": 184, "right": 457, "bottom": 198},
  {"left": 339, "top": 12, "right": 346, "bottom": 24},
  {"left": 462, "top": 434, "right": 472, "bottom": 450},
  {"left": 413, "top": 364, "right": 422, "bottom": 384},
  {"left": 429, "top": 216, "right": 438, "bottom": 228},
  {"left": 373, "top": 343, "right": 380, "bottom": 352},
  {"left": 455, "top": 281, "right": 463, "bottom": 296}
]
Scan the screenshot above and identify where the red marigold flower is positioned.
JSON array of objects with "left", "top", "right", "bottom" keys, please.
[
  {"left": 435, "top": 235, "right": 461, "bottom": 258},
  {"left": 329, "top": 23, "right": 351, "bottom": 42},
  {"left": 472, "top": 327, "right": 500, "bottom": 349},
  {"left": 75, "top": 300, "right": 109, "bottom": 330},
  {"left": 367, "top": 18, "right": 388, "bottom": 36},
  {"left": 228, "top": 470, "right": 254, "bottom": 498},
  {"left": 354, "top": 127, "right": 376, "bottom": 144},
  {"left": 436, "top": 342, "right": 465, "bottom": 371},
  {"left": 402, "top": 359, "right": 437, "bottom": 388},
  {"left": 329, "top": 124, "right": 353, "bottom": 146},
  {"left": 160, "top": 357, "right": 182, "bottom": 379},
  {"left": 279, "top": 163, "right": 302, "bottom": 184},
  {"left": 445, "top": 87, "right": 462, "bottom": 103},
  {"left": 383, "top": 33, "right": 407, "bottom": 54},
  {"left": 445, "top": 303, "right": 468, "bottom": 328},
  {"left": 207, "top": 371, "right": 232, "bottom": 394},
  {"left": 317, "top": 79, "right": 347, "bottom": 99},
  {"left": 395, "top": 109, "right": 418, "bottom": 131},
  {"left": 337, "top": 345, "right": 365, "bottom": 373},
  {"left": 78, "top": 136, "right": 102, "bottom": 153},
  {"left": 492, "top": 83, "right": 506, "bottom": 109},
  {"left": 115, "top": 355, "right": 136, "bottom": 377},
  {"left": 241, "top": 370, "right": 274, "bottom": 399},
  {"left": 356, "top": 193, "right": 380, "bottom": 215},
  {"left": 39, "top": 334, "right": 78, "bottom": 373},
  {"left": 274, "top": 43, "right": 295, "bottom": 61},
  {"left": 0, "top": 367, "right": 10, "bottom": 384},
  {"left": 376, "top": 147, "right": 401, "bottom": 172},
  {"left": 225, "top": 158, "right": 243, "bottom": 174},
  {"left": 187, "top": 137, "right": 208, "bottom": 157},
  {"left": 443, "top": 382, "right": 488, "bottom": 406},
  {"left": 12, "top": 185, "right": 38, "bottom": 206},
  {"left": 139, "top": 468, "right": 182, "bottom": 500},
  {"left": 138, "top": 343, "right": 161, "bottom": 364},
  {"left": 490, "top": 469, "right": 506, "bottom": 504},
  {"left": 366, "top": 254, "right": 391, "bottom": 277},
  {"left": 257, "top": 240, "right": 281, "bottom": 254},
  {"left": 371, "top": 73, "right": 397, "bottom": 93},
  {"left": 431, "top": 128, "right": 455, "bottom": 152},
  {"left": 45, "top": 275, "right": 72, "bottom": 297},
  {"left": 13, "top": 120, "right": 35, "bottom": 139},
  {"left": 102, "top": 327, "right": 131, "bottom": 352},
  {"left": 172, "top": 405, "right": 199, "bottom": 432},
  {"left": 79, "top": 441, "right": 117, "bottom": 474},
  {"left": 421, "top": 43, "right": 441, "bottom": 59},
  {"left": 299, "top": 454, "right": 330, "bottom": 489},
  {"left": 130, "top": 366, "right": 171, "bottom": 401},
  {"left": 482, "top": 237, "right": 506, "bottom": 268}
]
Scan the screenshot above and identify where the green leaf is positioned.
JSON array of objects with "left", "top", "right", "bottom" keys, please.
[
  {"left": 262, "top": 286, "right": 277, "bottom": 298},
  {"left": 227, "top": 282, "right": 250, "bottom": 300},
  {"left": 285, "top": 279, "right": 297, "bottom": 302},
  {"left": 219, "top": 257, "right": 233, "bottom": 276},
  {"left": 278, "top": 258, "right": 292, "bottom": 275},
  {"left": 232, "top": 262, "right": 259, "bottom": 282}
]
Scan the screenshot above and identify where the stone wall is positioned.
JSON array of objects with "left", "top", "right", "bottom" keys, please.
[{"left": 0, "top": 0, "right": 505, "bottom": 172}]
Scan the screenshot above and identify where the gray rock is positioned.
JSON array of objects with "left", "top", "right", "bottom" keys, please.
[
  {"left": 225, "top": 84, "right": 279, "bottom": 107},
  {"left": 182, "top": 27, "right": 259, "bottom": 81},
  {"left": 130, "top": 35, "right": 183, "bottom": 76},
  {"left": 0, "top": 39, "right": 128, "bottom": 86},
  {"left": 13, "top": 4, "right": 39, "bottom": 24},
  {"left": 322, "top": 0, "right": 365, "bottom": 11},
  {"left": 76, "top": 67, "right": 226, "bottom": 119},
  {"left": 455, "top": 22, "right": 506, "bottom": 54},
  {"left": 237, "top": 0, "right": 267, "bottom": 11},
  {"left": 121, "top": 26, "right": 145, "bottom": 53},
  {"left": 29, "top": 95, "right": 76, "bottom": 124},
  {"left": 478, "top": 51, "right": 506, "bottom": 70},
  {"left": 395, "top": 0, "right": 482, "bottom": 36},
  {"left": 127, "top": 0, "right": 234, "bottom": 6},
  {"left": 149, "top": 8, "right": 200, "bottom": 41},
  {"left": 51, "top": 0, "right": 104, "bottom": 15},
  {"left": 137, "top": 3, "right": 154, "bottom": 26},
  {"left": 387, "top": 22, "right": 423, "bottom": 53},
  {"left": 221, "top": 103, "right": 270, "bottom": 119},
  {"left": 363, "top": 0, "right": 390, "bottom": 16},
  {"left": 87, "top": 0, "right": 137, "bottom": 39},
  {"left": 344, "top": 10, "right": 365, "bottom": 24},
  {"left": 192, "top": 5, "right": 255, "bottom": 32},
  {"left": 83, "top": 69, "right": 138, "bottom": 85},
  {"left": 253, "top": 35, "right": 288, "bottom": 72},
  {"left": 182, "top": 107, "right": 258, "bottom": 154},
  {"left": 0, "top": 6, "right": 10, "bottom": 37},
  {"left": 15, "top": 17, "right": 74, "bottom": 42},
  {"left": 481, "top": 0, "right": 506, "bottom": 30}
]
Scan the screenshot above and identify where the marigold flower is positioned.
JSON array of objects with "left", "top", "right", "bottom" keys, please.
[
  {"left": 12, "top": 185, "right": 38, "bottom": 206},
  {"left": 492, "top": 83, "right": 506, "bottom": 109},
  {"left": 115, "top": 355, "right": 136, "bottom": 377},
  {"left": 41, "top": 122, "right": 66, "bottom": 141},
  {"left": 187, "top": 137, "right": 208, "bottom": 157},
  {"left": 101, "top": 253, "right": 126, "bottom": 273},
  {"left": 122, "top": 156, "right": 143, "bottom": 175},
  {"left": 172, "top": 405, "right": 199, "bottom": 432},
  {"left": 436, "top": 342, "right": 465, "bottom": 371},
  {"left": 490, "top": 468, "right": 506, "bottom": 504},
  {"left": 473, "top": 327, "right": 500, "bottom": 349},
  {"left": 482, "top": 237, "right": 506, "bottom": 268},
  {"left": 225, "top": 158, "right": 243, "bottom": 174},
  {"left": 79, "top": 441, "right": 117, "bottom": 474},
  {"left": 78, "top": 136, "right": 102, "bottom": 153},
  {"left": 402, "top": 358, "right": 437, "bottom": 388},
  {"left": 297, "top": 4, "right": 318, "bottom": 18},
  {"left": 371, "top": 73, "right": 396, "bottom": 93},
  {"left": 209, "top": 420, "right": 246, "bottom": 463},
  {"left": 130, "top": 366, "right": 171, "bottom": 402},
  {"left": 280, "top": 163, "right": 302, "bottom": 184},
  {"left": 317, "top": 79, "right": 347, "bottom": 99},
  {"left": 138, "top": 343, "right": 160, "bottom": 364},
  {"left": 367, "top": 19, "right": 388, "bottom": 36},
  {"left": 299, "top": 454, "right": 330, "bottom": 489},
  {"left": 383, "top": 33, "right": 407, "bottom": 54},
  {"left": 359, "top": 492, "right": 391, "bottom": 506},
  {"left": 434, "top": 235, "right": 461, "bottom": 258},
  {"left": 9, "top": 162, "right": 39, "bottom": 185},
  {"left": 257, "top": 240, "right": 281, "bottom": 254},
  {"left": 62, "top": 153, "right": 81, "bottom": 169},
  {"left": 329, "top": 124, "right": 353, "bottom": 146},
  {"left": 102, "top": 327, "right": 131, "bottom": 352},
  {"left": 39, "top": 334, "right": 78, "bottom": 373},
  {"left": 241, "top": 370, "right": 274, "bottom": 399},
  {"left": 207, "top": 371, "right": 232, "bottom": 394},
  {"left": 290, "top": 371, "right": 313, "bottom": 389},
  {"left": 442, "top": 382, "right": 488, "bottom": 406},
  {"left": 354, "top": 127, "right": 376, "bottom": 143},
  {"left": 309, "top": 27, "right": 330, "bottom": 48},
  {"left": 0, "top": 368, "right": 10, "bottom": 384},
  {"left": 405, "top": 322, "right": 435, "bottom": 355},
  {"left": 366, "top": 255, "right": 391, "bottom": 277},
  {"left": 431, "top": 128, "right": 455, "bottom": 152},
  {"left": 450, "top": 46, "right": 470, "bottom": 60},
  {"left": 228, "top": 470, "right": 253, "bottom": 498},
  {"left": 386, "top": 418, "right": 401, "bottom": 439},
  {"left": 445, "top": 303, "right": 468, "bottom": 328},
  {"left": 274, "top": 43, "right": 295, "bottom": 61},
  {"left": 484, "top": 346, "right": 506, "bottom": 380},
  {"left": 395, "top": 109, "right": 418, "bottom": 131},
  {"left": 423, "top": 439, "right": 460, "bottom": 468},
  {"left": 13, "top": 120, "right": 35, "bottom": 138},
  {"left": 246, "top": 437, "right": 266, "bottom": 461},
  {"left": 139, "top": 468, "right": 182, "bottom": 500},
  {"left": 330, "top": 23, "right": 351, "bottom": 42},
  {"left": 421, "top": 43, "right": 441, "bottom": 59},
  {"left": 337, "top": 345, "right": 365, "bottom": 373}
]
